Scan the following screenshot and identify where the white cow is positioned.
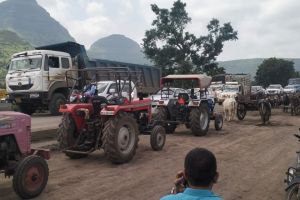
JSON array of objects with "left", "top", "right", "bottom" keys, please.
[{"left": 223, "top": 97, "right": 237, "bottom": 121}]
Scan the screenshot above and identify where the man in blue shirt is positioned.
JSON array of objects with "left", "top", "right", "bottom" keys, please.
[{"left": 161, "top": 148, "right": 222, "bottom": 200}]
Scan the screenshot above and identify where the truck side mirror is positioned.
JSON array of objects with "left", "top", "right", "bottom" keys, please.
[
  {"left": 6, "top": 63, "right": 9, "bottom": 70},
  {"left": 44, "top": 55, "right": 49, "bottom": 71}
]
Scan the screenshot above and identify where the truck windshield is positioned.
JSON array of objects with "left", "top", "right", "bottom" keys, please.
[
  {"left": 9, "top": 55, "right": 42, "bottom": 71},
  {"left": 224, "top": 85, "right": 239, "bottom": 92}
]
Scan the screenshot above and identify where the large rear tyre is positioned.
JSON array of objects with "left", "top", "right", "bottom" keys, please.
[
  {"left": 237, "top": 103, "right": 246, "bottom": 120},
  {"left": 13, "top": 155, "right": 49, "bottom": 199},
  {"left": 103, "top": 113, "right": 139, "bottom": 164},
  {"left": 57, "top": 113, "right": 87, "bottom": 159},
  {"left": 153, "top": 107, "right": 176, "bottom": 134},
  {"left": 49, "top": 93, "right": 66, "bottom": 116},
  {"left": 190, "top": 104, "right": 210, "bottom": 136},
  {"left": 286, "top": 183, "right": 300, "bottom": 200},
  {"left": 150, "top": 125, "right": 166, "bottom": 151}
]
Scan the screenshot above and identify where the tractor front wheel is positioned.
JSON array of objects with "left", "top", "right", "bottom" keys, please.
[
  {"left": 150, "top": 125, "right": 166, "bottom": 151},
  {"left": 13, "top": 155, "right": 49, "bottom": 199},
  {"left": 103, "top": 113, "right": 139, "bottom": 164},
  {"left": 190, "top": 104, "right": 210, "bottom": 136}
]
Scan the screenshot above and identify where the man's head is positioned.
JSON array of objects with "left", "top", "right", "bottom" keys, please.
[{"left": 184, "top": 148, "right": 218, "bottom": 188}]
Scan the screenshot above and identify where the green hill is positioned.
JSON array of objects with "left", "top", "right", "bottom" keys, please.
[
  {"left": 0, "top": 0, "right": 75, "bottom": 46},
  {"left": 88, "top": 34, "right": 151, "bottom": 65},
  {"left": 219, "top": 58, "right": 300, "bottom": 79},
  {"left": 0, "top": 30, "right": 32, "bottom": 81}
]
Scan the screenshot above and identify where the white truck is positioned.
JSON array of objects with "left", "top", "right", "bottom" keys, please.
[
  {"left": 5, "top": 42, "right": 160, "bottom": 115},
  {"left": 212, "top": 74, "right": 251, "bottom": 104}
]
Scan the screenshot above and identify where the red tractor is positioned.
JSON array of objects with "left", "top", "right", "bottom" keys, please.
[
  {"left": 0, "top": 111, "right": 50, "bottom": 199},
  {"left": 57, "top": 68, "right": 166, "bottom": 164}
]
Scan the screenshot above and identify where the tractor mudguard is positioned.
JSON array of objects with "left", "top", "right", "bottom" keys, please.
[{"left": 286, "top": 177, "right": 300, "bottom": 191}]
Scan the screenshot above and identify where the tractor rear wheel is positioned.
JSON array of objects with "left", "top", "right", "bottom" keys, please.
[
  {"left": 13, "top": 155, "right": 49, "bottom": 199},
  {"left": 102, "top": 112, "right": 139, "bottom": 164},
  {"left": 150, "top": 125, "right": 166, "bottom": 151},
  {"left": 57, "top": 113, "right": 87, "bottom": 159},
  {"left": 153, "top": 107, "right": 176, "bottom": 134},
  {"left": 190, "top": 104, "right": 210, "bottom": 136}
]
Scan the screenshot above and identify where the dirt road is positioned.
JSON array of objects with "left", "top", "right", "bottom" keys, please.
[{"left": 1, "top": 109, "right": 299, "bottom": 200}]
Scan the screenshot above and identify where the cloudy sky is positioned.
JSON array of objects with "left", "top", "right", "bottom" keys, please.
[{"left": 15, "top": 0, "right": 300, "bottom": 61}]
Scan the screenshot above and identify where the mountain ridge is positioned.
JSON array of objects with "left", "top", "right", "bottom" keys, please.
[{"left": 0, "top": 0, "right": 75, "bottom": 46}]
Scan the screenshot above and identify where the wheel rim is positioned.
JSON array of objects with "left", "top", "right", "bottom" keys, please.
[
  {"left": 199, "top": 109, "right": 208, "bottom": 129},
  {"left": 24, "top": 164, "right": 45, "bottom": 192},
  {"left": 118, "top": 126, "right": 135, "bottom": 154}
]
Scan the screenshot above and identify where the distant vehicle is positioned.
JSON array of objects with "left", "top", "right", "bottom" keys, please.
[
  {"left": 266, "top": 84, "right": 283, "bottom": 95},
  {"left": 251, "top": 86, "right": 265, "bottom": 95},
  {"left": 283, "top": 85, "right": 300, "bottom": 94},
  {"left": 288, "top": 78, "right": 300, "bottom": 85},
  {"left": 217, "top": 82, "right": 241, "bottom": 103}
]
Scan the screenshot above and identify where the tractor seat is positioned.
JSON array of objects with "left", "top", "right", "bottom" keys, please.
[
  {"left": 177, "top": 93, "right": 189, "bottom": 104},
  {"left": 91, "top": 96, "right": 109, "bottom": 115}
]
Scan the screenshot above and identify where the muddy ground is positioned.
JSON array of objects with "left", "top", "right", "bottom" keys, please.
[{"left": 1, "top": 109, "right": 299, "bottom": 200}]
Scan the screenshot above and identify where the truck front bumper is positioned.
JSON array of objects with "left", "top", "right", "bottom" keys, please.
[{"left": 8, "top": 92, "right": 49, "bottom": 105}]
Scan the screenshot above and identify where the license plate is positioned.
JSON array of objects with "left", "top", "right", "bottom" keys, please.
[{"left": 15, "top": 97, "right": 21, "bottom": 103}]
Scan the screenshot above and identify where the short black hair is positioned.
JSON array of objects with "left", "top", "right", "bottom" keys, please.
[{"left": 184, "top": 148, "right": 217, "bottom": 187}]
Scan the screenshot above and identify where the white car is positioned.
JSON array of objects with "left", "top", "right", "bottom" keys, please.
[
  {"left": 266, "top": 84, "right": 283, "bottom": 95},
  {"left": 283, "top": 85, "right": 300, "bottom": 94}
]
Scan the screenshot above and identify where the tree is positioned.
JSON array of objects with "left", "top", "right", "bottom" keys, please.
[
  {"left": 142, "top": 0, "right": 238, "bottom": 76},
  {"left": 255, "top": 58, "right": 295, "bottom": 87}
]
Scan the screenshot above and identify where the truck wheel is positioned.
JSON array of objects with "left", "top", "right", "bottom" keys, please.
[
  {"left": 19, "top": 104, "right": 35, "bottom": 115},
  {"left": 237, "top": 103, "right": 246, "bottom": 120},
  {"left": 49, "top": 93, "right": 66, "bottom": 116},
  {"left": 286, "top": 183, "right": 300, "bottom": 200},
  {"left": 190, "top": 104, "right": 210, "bottom": 136},
  {"left": 214, "top": 114, "right": 223, "bottom": 131},
  {"left": 150, "top": 125, "right": 166, "bottom": 151},
  {"left": 103, "top": 112, "right": 139, "bottom": 164},
  {"left": 153, "top": 107, "right": 176, "bottom": 134},
  {"left": 13, "top": 155, "right": 49, "bottom": 199},
  {"left": 57, "top": 114, "right": 87, "bottom": 159}
]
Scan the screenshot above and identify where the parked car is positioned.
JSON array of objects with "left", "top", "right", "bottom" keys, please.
[
  {"left": 251, "top": 86, "right": 266, "bottom": 95},
  {"left": 266, "top": 84, "right": 283, "bottom": 95},
  {"left": 283, "top": 85, "right": 300, "bottom": 94}
]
